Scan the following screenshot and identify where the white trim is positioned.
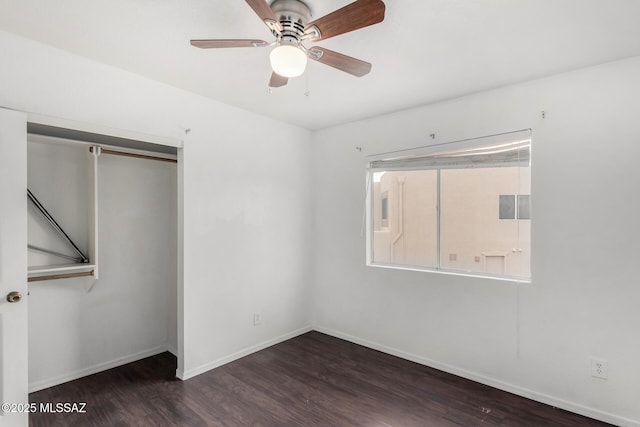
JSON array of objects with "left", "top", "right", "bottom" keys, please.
[
  {"left": 26, "top": 326, "right": 638, "bottom": 426},
  {"left": 27, "top": 113, "right": 183, "bottom": 148},
  {"left": 313, "top": 326, "right": 640, "bottom": 427},
  {"left": 167, "top": 345, "right": 178, "bottom": 357},
  {"left": 28, "top": 133, "right": 178, "bottom": 161},
  {"left": 176, "top": 146, "right": 185, "bottom": 381},
  {"left": 28, "top": 345, "right": 172, "bottom": 393},
  {"left": 178, "top": 326, "right": 313, "bottom": 381},
  {"left": 367, "top": 129, "right": 531, "bottom": 163}
]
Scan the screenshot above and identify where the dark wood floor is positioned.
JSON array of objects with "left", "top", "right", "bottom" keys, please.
[{"left": 30, "top": 331, "right": 610, "bottom": 426}]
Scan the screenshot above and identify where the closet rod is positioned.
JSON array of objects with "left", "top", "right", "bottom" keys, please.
[
  {"left": 28, "top": 270, "right": 95, "bottom": 282},
  {"left": 91, "top": 146, "right": 177, "bottom": 163}
]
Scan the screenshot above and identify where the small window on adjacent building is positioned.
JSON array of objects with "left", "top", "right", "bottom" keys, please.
[
  {"left": 517, "top": 194, "right": 530, "bottom": 220},
  {"left": 499, "top": 194, "right": 531, "bottom": 220},
  {"left": 380, "top": 191, "right": 389, "bottom": 228},
  {"left": 367, "top": 130, "right": 531, "bottom": 281},
  {"left": 499, "top": 195, "right": 516, "bottom": 219}
]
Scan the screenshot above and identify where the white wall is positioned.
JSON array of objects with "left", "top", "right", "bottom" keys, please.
[
  {"left": 0, "top": 29, "right": 313, "bottom": 384},
  {"left": 27, "top": 140, "right": 178, "bottom": 391},
  {"left": 180, "top": 105, "right": 314, "bottom": 378},
  {"left": 312, "top": 56, "right": 640, "bottom": 426}
]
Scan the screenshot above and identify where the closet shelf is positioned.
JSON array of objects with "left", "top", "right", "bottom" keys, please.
[{"left": 27, "top": 137, "right": 99, "bottom": 282}]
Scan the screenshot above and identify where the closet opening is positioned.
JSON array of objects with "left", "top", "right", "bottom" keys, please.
[{"left": 26, "top": 119, "right": 181, "bottom": 392}]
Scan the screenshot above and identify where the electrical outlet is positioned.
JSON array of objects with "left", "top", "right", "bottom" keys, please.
[
  {"left": 591, "top": 357, "right": 608, "bottom": 379},
  {"left": 253, "top": 312, "right": 262, "bottom": 326}
]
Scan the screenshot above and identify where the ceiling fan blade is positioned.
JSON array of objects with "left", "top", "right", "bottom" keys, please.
[
  {"left": 245, "top": 0, "right": 282, "bottom": 33},
  {"left": 304, "top": 0, "right": 385, "bottom": 41},
  {"left": 190, "top": 39, "right": 269, "bottom": 49},
  {"left": 269, "top": 72, "right": 288, "bottom": 87},
  {"left": 308, "top": 47, "right": 372, "bottom": 77}
]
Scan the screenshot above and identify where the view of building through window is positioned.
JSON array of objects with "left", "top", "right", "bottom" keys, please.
[{"left": 369, "top": 133, "right": 531, "bottom": 280}]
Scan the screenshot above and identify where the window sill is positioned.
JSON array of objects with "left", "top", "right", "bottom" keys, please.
[{"left": 367, "top": 262, "right": 531, "bottom": 284}]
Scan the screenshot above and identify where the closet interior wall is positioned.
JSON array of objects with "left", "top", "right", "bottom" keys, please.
[{"left": 27, "top": 136, "right": 178, "bottom": 392}]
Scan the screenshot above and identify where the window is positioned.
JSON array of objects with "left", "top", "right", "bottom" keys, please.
[
  {"left": 499, "top": 195, "right": 517, "bottom": 219},
  {"left": 367, "top": 130, "right": 531, "bottom": 280},
  {"left": 499, "top": 194, "right": 530, "bottom": 220},
  {"left": 380, "top": 191, "right": 389, "bottom": 227}
]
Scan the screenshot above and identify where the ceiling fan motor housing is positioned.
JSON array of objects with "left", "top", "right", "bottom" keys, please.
[{"left": 270, "top": 0, "right": 312, "bottom": 46}]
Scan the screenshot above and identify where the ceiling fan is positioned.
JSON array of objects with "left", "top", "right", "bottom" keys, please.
[{"left": 190, "top": 0, "right": 386, "bottom": 88}]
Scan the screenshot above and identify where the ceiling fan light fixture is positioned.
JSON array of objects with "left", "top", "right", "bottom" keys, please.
[{"left": 269, "top": 45, "right": 307, "bottom": 78}]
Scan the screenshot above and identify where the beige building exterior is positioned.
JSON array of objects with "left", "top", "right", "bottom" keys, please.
[{"left": 372, "top": 167, "right": 530, "bottom": 278}]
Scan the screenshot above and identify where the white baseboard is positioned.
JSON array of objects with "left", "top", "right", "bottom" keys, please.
[
  {"left": 179, "top": 326, "right": 312, "bottom": 380},
  {"left": 29, "top": 345, "right": 171, "bottom": 393},
  {"left": 313, "top": 326, "right": 639, "bottom": 427},
  {"left": 29, "top": 326, "right": 636, "bottom": 426}
]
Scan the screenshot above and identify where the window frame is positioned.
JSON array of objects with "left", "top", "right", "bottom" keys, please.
[{"left": 365, "top": 130, "right": 531, "bottom": 283}]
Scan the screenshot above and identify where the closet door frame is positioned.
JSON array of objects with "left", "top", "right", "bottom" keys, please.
[{"left": 26, "top": 112, "right": 185, "bottom": 381}]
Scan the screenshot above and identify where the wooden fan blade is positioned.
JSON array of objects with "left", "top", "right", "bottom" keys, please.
[
  {"left": 190, "top": 39, "right": 269, "bottom": 49},
  {"left": 304, "top": 0, "right": 385, "bottom": 41},
  {"left": 245, "top": 0, "right": 281, "bottom": 32},
  {"left": 308, "top": 47, "right": 372, "bottom": 77},
  {"left": 269, "top": 72, "right": 288, "bottom": 87}
]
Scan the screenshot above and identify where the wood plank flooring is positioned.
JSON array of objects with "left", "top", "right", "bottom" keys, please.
[{"left": 29, "top": 331, "right": 611, "bottom": 426}]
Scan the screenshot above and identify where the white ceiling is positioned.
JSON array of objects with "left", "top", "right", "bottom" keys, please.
[{"left": 2, "top": 0, "right": 640, "bottom": 130}]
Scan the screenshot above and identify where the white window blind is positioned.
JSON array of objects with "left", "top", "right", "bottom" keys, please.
[{"left": 368, "top": 130, "right": 531, "bottom": 171}]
